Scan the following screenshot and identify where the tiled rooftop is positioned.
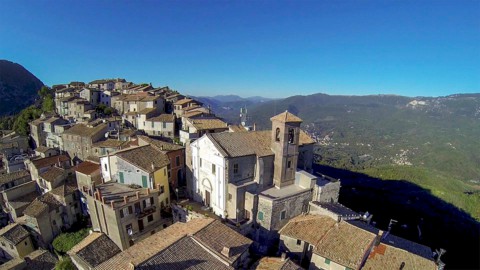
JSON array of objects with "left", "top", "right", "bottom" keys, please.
[
  {"left": 31, "top": 154, "right": 70, "bottom": 168},
  {"left": 147, "top": 114, "right": 175, "bottom": 123},
  {"left": 63, "top": 123, "right": 107, "bottom": 138},
  {"left": 75, "top": 161, "right": 100, "bottom": 175},
  {"left": 189, "top": 118, "right": 228, "bottom": 131},
  {"left": 92, "top": 139, "right": 129, "bottom": 149},
  {"left": 138, "top": 135, "right": 184, "bottom": 152},
  {"left": 208, "top": 130, "right": 273, "bottom": 158},
  {"left": 310, "top": 201, "right": 360, "bottom": 218},
  {"left": 23, "top": 193, "right": 62, "bottom": 217},
  {"left": 270, "top": 111, "right": 303, "bottom": 123},
  {"left": 68, "top": 232, "right": 121, "bottom": 267},
  {"left": 0, "top": 170, "right": 30, "bottom": 185},
  {"left": 39, "top": 166, "right": 65, "bottom": 182},
  {"left": 314, "top": 220, "right": 379, "bottom": 269},
  {"left": 95, "top": 218, "right": 214, "bottom": 270},
  {"left": 363, "top": 234, "right": 436, "bottom": 270},
  {"left": 116, "top": 145, "right": 170, "bottom": 173},
  {"left": 253, "top": 257, "right": 303, "bottom": 270},
  {"left": 279, "top": 215, "right": 337, "bottom": 245},
  {"left": 0, "top": 223, "right": 30, "bottom": 245}
]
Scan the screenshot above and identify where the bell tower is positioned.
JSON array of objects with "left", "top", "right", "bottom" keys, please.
[{"left": 270, "top": 111, "right": 302, "bottom": 188}]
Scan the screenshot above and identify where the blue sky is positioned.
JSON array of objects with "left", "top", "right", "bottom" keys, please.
[{"left": 1, "top": 0, "right": 479, "bottom": 98}]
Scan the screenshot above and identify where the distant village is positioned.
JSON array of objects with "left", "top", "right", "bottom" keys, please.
[{"left": 0, "top": 79, "right": 445, "bottom": 269}]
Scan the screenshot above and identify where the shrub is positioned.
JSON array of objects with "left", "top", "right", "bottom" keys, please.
[
  {"left": 55, "top": 256, "right": 76, "bottom": 270},
  {"left": 52, "top": 228, "right": 89, "bottom": 254}
]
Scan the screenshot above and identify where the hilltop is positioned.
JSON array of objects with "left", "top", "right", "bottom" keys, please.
[
  {"left": 215, "top": 93, "right": 480, "bottom": 220},
  {"left": 0, "top": 60, "right": 44, "bottom": 115}
]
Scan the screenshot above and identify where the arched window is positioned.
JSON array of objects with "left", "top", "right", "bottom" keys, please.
[
  {"left": 288, "top": 128, "right": 295, "bottom": 144},
  {"left": 275, "top": 128, "right": 281, "bottom": 142}
]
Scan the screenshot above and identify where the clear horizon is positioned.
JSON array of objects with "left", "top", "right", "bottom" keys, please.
[{"left": 1, "top": 1, "right": 479, "bottom": 98}]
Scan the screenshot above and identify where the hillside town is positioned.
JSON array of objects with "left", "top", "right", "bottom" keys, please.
[{"left": 0, "top": 79, "right": 445, "bottom": 270}]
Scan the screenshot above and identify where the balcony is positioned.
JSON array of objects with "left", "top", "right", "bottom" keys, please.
[{"left": 135, "top": 205, "right": 156, "bottom": 219}]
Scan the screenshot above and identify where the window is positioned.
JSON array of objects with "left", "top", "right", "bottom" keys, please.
[
  {"left": 162, "top": 122, "right": 167, "bottom": 129},
  {"left": 233, "top": 164, "right": 239, "bottom": 174},
  {"left": 296, "top": 239, "right": 301, "bottom": 246},
  {"left": 288, "top": 128, "right": 295, "bottom": 144},
  {"left": 52, "top": 220, "right": 56, "bottom": 225},
  {"left": 25, "top": 241, "right": 28, "bottom": 246},
  {"left": 176, "top": 156, "right": 180, "bottom": 166},
  {"left": 212, "top": 164, "right": 216, "bottom": 175},
  {"left": 150, "top": 197, "right": 154, "bottom": 206},
  {"left": 200, "top": 158, "right": 202, "bottom": 167},
  {"left": 128, "top": 206, "right": 133, "bottom": 214},
  {"left": 258, "top": 211, "right": 264, "bottom": 221},
  {"left": 164, "top": 169, "right": 166, "bottom": 176},
  {"left": 147, "top": 215, "right": 153, "bottom": 222},
  {"left": 228, "top": 193, "right": 232, "bottom": 201},
  {"left": 126, "top": 224, "right": 133, "bottom": 235},
  {"left": 145, "top": 198, "right": 152, "bottom": 208},
  {"left": 165, "top": 198, "right": 169, "bottom": 204},
  {"left": 325, "top": 258, "right": 330, "bottom": 265},
  {"left": 151, "top": 121, "right": 154, "bottom": 128},
  {"left": 275, "top": 128, "right": 280, "bottom": 141},
  {"left": 160, "top": 186, "right": 165, "bottom": 194},
  {"left": 104, "top": 164, "right": 108, "bottom": 171},
  {"left": 287, "top": 160, "right": 292, "bottom": 168},
  {"left": 280, "top": 210, "right": 286, "bottom": 220},
  {"left": 10, "top": 244, "right": 13, "bottom": 249}
]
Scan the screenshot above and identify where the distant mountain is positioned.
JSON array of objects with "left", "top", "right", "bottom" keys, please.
[
  {"left": 191, "top": 95, "right": 275, "bottom": 123},
  {"left": 0, "top": 60, "right": 44, "bottom": 115}
]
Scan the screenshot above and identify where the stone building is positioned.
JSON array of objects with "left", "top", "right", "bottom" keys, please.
[
  {"left": 85, "top": 182, "right": 166, "bottom": 250},
  {"left": 180, "top": 117, "right": 228, "bottom": 144},
  {"left": 189, "top": 111, "right": 336, "bottom": 252},
  {"left": 22, "top": 179, "right": 81, "bottom": 248},
  {"left": 100, "top": 145, "right": 171, "bottom": 207},
  {"left": 62, "top": 122, "right": 108, "bottom": 162},
  {"left": 1, "top": 181, "right": 38, "bottom": 221},
  {"left": 141, "top": 114, "right": 176, "bottom": 138},
  {"left": 0, "top": 170, "right": 31, "bottom": 192},
  {"left": 0, "top": 223, "right": 34, "bottom": 259},
  {"left": 137, "top": 136, "right": 186, "bottom": 190},
  {"left": 24, "top": 154, "right": 71, "bottom": 182}
]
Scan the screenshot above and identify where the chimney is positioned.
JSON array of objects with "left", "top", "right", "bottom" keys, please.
[
  {"left": 221, "top": 246, "right": 231, "bottom": 257},
  {"left": 124, "top": 196, "right": 128, "bottom": 205},
  {"left": 281, "top": 252, "right": 287, "bottom": 261},
  {"left": 136, "top": 191, "right": 140, "bottom": 199}
]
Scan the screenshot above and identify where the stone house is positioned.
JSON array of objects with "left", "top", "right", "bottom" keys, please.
[
  {"left": 24, "top": 154, "right": 71, "bottom": 182},
  {"left": 101, "top": 145, "right": 171, "bottom": 207},
  {"left": 0, "top": 181, "right": 38, "bottom": 221},
  {"left": 0, "top": 132, "right": 29, "bottom": 158},
  {"left": 62, "top": 122, "right": 108, "bottom": 162},
  {"left": 85, "top": 182, "right": 166, "bottom": 250},
  {"left": 95, "top": 218, "right": 252, "bottom": 270},
  {"left": 37, "top": 166, "right": 70, "bottom": 194},
  {"left": 92, "top": 139, "right": 129, "bottom": 157},
  {"left": 80, "top": 88, "right": 101, "bottom": 107},
  {"left": 0, "top": 249, "right": 58, "bottom": 270},
  {"left": 34, "top": 146, "right": 58, "bottom": 158},
  {"left": 88, "top": 79, "right": 115, "bottom": 91},
  {"left": 29, "top": 118, "right": 46, "bottom": 149},
  {"left": 164, "top": 93, "right": 185, "bottom": 113},
  {"left": 137, "top": 136, "right": 186, "bottom": 189},
  {"left": 74, "top": 161, "right": 102, "bottom": 216},
  {"left": 180, "top": 117, "right": 228, "bottom": 144},
  {"left": 173, "top": 98, "right": 202, "bottom": 118},
  {"left": 141, "top": 114, "right": 176, "bottom": 138},
  {"left": 0, "top": 170, "right": 31, "bottom": 192},
  {"left": 0, "top": 223, "right": 34, "bottom": 259},
  {"left": 22, "top": 179, "right": 81, "bottom": 248}
]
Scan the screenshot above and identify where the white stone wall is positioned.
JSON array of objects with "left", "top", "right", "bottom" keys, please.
[{"left": 191, "top": 136, "right": 226, "bottom": 217}]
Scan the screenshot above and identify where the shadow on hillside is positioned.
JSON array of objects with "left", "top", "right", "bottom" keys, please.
[{"left": 313, "top": 164, "right": 480, "bottom": 270}]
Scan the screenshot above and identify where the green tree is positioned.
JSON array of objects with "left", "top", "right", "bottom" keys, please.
[
  {"left": 52, "top": 228, "right": 89, "bottom": 254},
  {"left": 42, "top": 95, "right": 55, "bottom": 112},
  {"left": 12, "top": 106, "right": 42, "bottom": 135},
  {"left": 55, "top": 257, "right": 75, "bottom": 270}
]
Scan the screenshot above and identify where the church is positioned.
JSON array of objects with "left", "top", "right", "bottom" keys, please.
[{"left": 189, "top": 111, "right": 340, "bottom": 250}]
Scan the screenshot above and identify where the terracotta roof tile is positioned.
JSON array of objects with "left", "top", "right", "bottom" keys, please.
[
  {"left": 254, "top": 257, "right": 303, "bottom": 270},
  {"left": 23, "top": 193, "right": 62, "bottom": 217},
  {"left": 0, "top": 170, "right": 30, "bottom": 185},
  {"left": 95, "top": 218, "right": 214, "bottom": 270},
  {"left": 189, "top": 118, "right": 228, "bottom": 131},
  {"left": 75, "top": 161, "right": 100, "bottom": 175},
  {"left": 68, "top": 232, "right": 121, "bottom": 267},
  {"left": 92, "top": 139, "right": 129, "bottom": 149},
  {"left": 39, "top": 166, "right": 66, "bottom": 182},
  {"left": 63, "top": 123, "right": 108, "bottom": 138},
  {"left": 147, "top": 114, "right": 175, "bottom": 123},
  {"left": 116, "top": 145, "right": 170, "bottom": 173},
  {"left": 137, "top": 136, "right": 184, "bottom": 152},
  {"left": 270, "top": 111, "right": 303, "bottom": 123},
  {"left": 31, "top": 154, "right": 70, "bottom": 168},
  {"left": 173, "top": 98, "right": 194, "bottom": 105},
  {"left": 208, "top": 130, "right": 273, "bottom": 157}
]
